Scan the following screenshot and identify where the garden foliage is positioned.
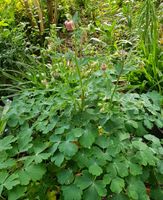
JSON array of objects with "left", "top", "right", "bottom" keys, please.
[
  {"left": 0, "top": 0, "right": 163, "bottom": 200},
  {"left": 0, "top": 67, "right": 163, "bottom": 199}
]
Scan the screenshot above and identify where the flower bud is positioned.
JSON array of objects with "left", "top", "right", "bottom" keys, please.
[
  {"left": 101, "top": 63, "right": 107, "bottom": 71},
  {"left": 64, "top": 20, "right": 75, "bottom": 31}
]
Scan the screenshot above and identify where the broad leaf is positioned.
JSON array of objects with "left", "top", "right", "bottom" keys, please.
[
  {"left": 144, "top": 134, "right": 160, "bottom": 144},
  {"left": 83, "top": 185, "right": 100, "bottom": 200},
  {"left": 33, "top": 151, "right": 51, "bottom": 164},
  {"left": 25, "top": 164, "right": 46, "bottom": 181},
  {"left": 75, "top": 172, "right": 92, "bottom": 190},
  {"left": 62, "top": 184, "right": 82, "bottom": 200},
  {"left": 157, "top": 160, "right": 163, "bottom": 174},
  {"left": 132, "top": 141, "right": 147, "bottom": 150},
  {"left": 57, "top": 169, "right": 74, "bottom": 185},
  {"left": 0, "top": 136, "right": 16, "bottom": 152},
  {"left": 127, "top": 177, "right": 148, "bottom": 200},
  {"left": 51, "top": 152, "right": 64, "bottom": 167},
  {"left": 94, "top": 180, "right": 107, "bottom": 196},
  {"left": 79, "top": 129, "right": 96, "bottom": 148},
  {"left": 18, "top": 170, "right": 30, "bottom": 185},
  {"left": 112, "top": 193, "right": 129, "bottom": 200},
  {"left": 114, "top": 160, "right": 129, "bottom": 177},
  {"left": 0, "top": 159, "right": 16, "bottom": 169},
  {"left": 0, "top": 171, "right": 8, "bottom": 194},
  {"left": 136, "top": 149, "right": 157, "bottom": 166},
  {"left": 110, "top": 177, "right": 125, "bottom": 193},
  {"left": 3, "top": 173, "right": 20, "bottom": 190},
  {"left": 129, "top": 163, "right": 142, "bottom": 176},
  {"left": 59, "top": 141, "right": 78, "bottom": 157},
  {"left": 71, "top": 128, "right": 84, "bottom": 138},
  {"left": 144, "top": 119, "right": 153, "bottom": 129},
  {"left": 103, "top": 174, "right": 112, "bottom": 185},
  {"left": 7, "top": 114, "right": 19, "bottom": 128},
  {"left": 42, "top": 116, "right": 58, "bottom": 134},
  {"left": 95, "top": 135, "right": 109, "bottom": 148},
  {"left": 74, "top": 151, "right": 90, "bottom": 168},
  {"left": 8, "top": 186, "right": 26, "bottom": 200},
  {"left": 89, "top": 163, "right": 103, "bottom": 176},
  {"left": 83, "top": 180, "right": 106, "bottom": 199},
  {"left": 17, "top": 125, "right": 33, "bottom": 152},
  {"left": 106, "top": 163, "right": 117, "bottom": 179}
]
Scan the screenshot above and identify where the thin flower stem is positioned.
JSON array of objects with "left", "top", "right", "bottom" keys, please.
[
  {"left": 75, "top": 56, "right": 85, "bottom": 110},
  {"left": 74, "top": 34, "right": 85, "bottom": 110},
  {"left": 109, "top": 59, "right": 124, "bottom": 108}
]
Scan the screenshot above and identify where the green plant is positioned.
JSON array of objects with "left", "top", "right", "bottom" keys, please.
[
  {"left": 0, "top": 25, "right": 27, "bottom": 69},
  {"left": 0, "top": 64, "right": 163, "bottom": 199},
  {"left": 0, "top": 100, "right": 11, "bottom": 135},
  {"left": 0, "top": 24, "right": 34, "bottom": 97},
  {"left": 136, "top": 0, "right": 162, "bottom": 93},
  {"left": 0, "top": 2, "right": 163, "bottom": 199}
]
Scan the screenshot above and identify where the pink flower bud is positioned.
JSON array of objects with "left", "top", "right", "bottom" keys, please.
[
  {"left": 101, "top": 63, "right": 107, "bottom": 71},
  {"left": 64, "top": 20, "right": 75, "bottom": 31}
]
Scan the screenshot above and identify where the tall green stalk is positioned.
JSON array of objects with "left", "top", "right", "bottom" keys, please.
[
  {"left": 74, "top": 32, "right": 85, "bottom": 110},
  {"left": 75, "top": 58, "right": 85, "bottom": 110},
  {"left": 109, "top": 56, "right": 125, "bottom": 108}
]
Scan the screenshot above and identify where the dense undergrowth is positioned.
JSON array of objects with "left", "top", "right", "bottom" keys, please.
[{"left": 0, "top": 0, "right": 163, "bottom": 200}]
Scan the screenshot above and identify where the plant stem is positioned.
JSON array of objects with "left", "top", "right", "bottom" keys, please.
[
  {"left": 74, "top": 35, "right": 85, "bottom": 110},
  {"left": 75, "top": 56, "right": 85, "bottom": 110},
  {"left": 109, "top": 59, "right": 124, "bottom": 108}
]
